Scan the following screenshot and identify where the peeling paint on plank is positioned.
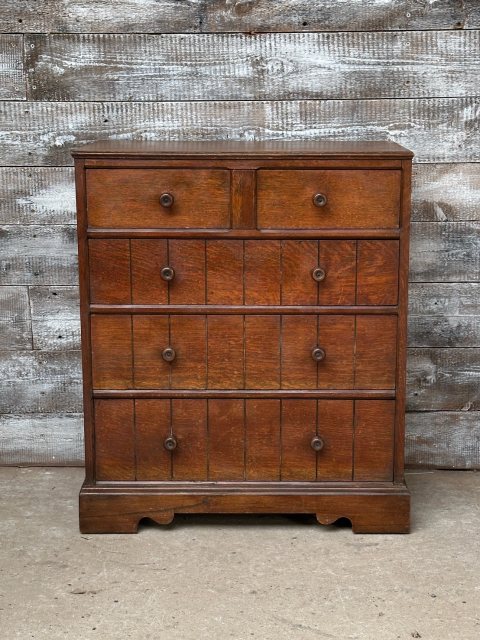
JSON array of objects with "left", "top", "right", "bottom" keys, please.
[
  {"left": 0, "top": 35, "right": 25, "bottom": 100},
  {"left": 0, "top": 98, "right": 478, "bottom": 166},
  {"left": 406, "top": 412, "right": 480, "bottom": 469},
  {"left": 1, "top": 0, "right": 478, "bottom": 33},
  {"left": 25, "top": 31, "right": 480, "bottom": 102},
  {"left": 0, "top": 413, "right": 84, "bottom": 465},
  {"left": 0, "top": 168, "right": 76, "bottom": 224}
]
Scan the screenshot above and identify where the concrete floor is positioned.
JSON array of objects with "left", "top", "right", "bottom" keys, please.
[{"left": 0, "top": 469, "right": 479, "bottom": 640}]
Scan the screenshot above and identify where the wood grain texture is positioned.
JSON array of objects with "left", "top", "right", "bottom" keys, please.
[
  {"left": 171, "top": 399, "right": 208, "bottom": 481},
  {"left": 280, "top": 399, "right": 316, "bottom": 482},
  {"left": 25, "top": 31, "right": 480, "bottom": 102},
  {"left": 135, "top": 399, "right": 171, "bottom": 481},
  {"left": 0, "top": 350, "right": 82, "bottom": 414},
  {"left": 0, "top": 286, "right": 31, "bottom": 350},
  {"left": 0, "top": 413, "right": 84, "bottom": 465},
  {"left": 94, "top": 399, "right": 135, "bottom": 481},
  {"left": 410, "top": 222, "right": 480, "bottom": 282},
  {"left": 0, "top": 35, "right": 24, "bottom": 100},
  {"left": 208, "top": 399, "right": 245, "bottom": 481},
  {"left": 408, "top": 348, "right": 480, "bottom": 411},
  {"left": 0, "top": 225, "right": 77, "bottom": 285},
  {"left": 245, "top": 399, "right": 280, "bottom": 481},
  {"left": 0, "top": 167, "right": 75, "bottom": 224},
  {"left": 2, "top": 0, "right": 478, "bottom": 33},
  {"left": 29, "top": 285, "right": 80, "bottom": 352},
  {"left": 354, "top": 400, "right": 395, "bottom": 481},
  {"left": 406, "top": 411, "right": 480, "bottom": 469},
  {"left": 412, "top": 164, "right": 480, "bottom": 222},
  {"left": 316, "top": 400, "right": 354, "bottom": 481},
  {"left": 0, "top": 99, "right": 478, "bottom": 165}
]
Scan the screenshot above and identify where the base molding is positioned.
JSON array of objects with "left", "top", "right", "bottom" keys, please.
[{"left": 79, "top": 481, "right": 410, "bottom": 534}]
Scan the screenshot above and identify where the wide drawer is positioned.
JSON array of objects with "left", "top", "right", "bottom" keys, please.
[
  {"left": 94, "top": 398, "right": 395, "bottom": 483},
  {"left": 86, "top": 169, "right": 231, "bottom": 228},
  {"left": 257, "top": 169, "right": 401, "bottom": 229},
  {"left": 91, "top": 314, "right": 397, "bottom": 390},
  {"left": 89, "top": 239, "right": 399, "bottom": 306}
]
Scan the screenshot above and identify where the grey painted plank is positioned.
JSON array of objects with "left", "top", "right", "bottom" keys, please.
[
  {"left": 0, "top": 286, "right": 32, "bottom": 350},
  {"left": 29, "top": 286, "right": 79, "bottom": 320},
  {"left": 410, "top": 222, "right": 480, "bottom": 282},
  {"left": 409, "top": 283, "right": 480, "bottom": 316},
  {"left": 25, "top": 31, "right": 480, "bottom": 102},
  {"left": 1, "top": 0, "right": 479, "bottom": 33},
  {"left": 0, "top": 99, "right": 478, "bottom": 165},
  {"left": 0, "top": 225, "right": 78, "bottom": 285},
  {"left": 32, "top": 319, "right": 81, "bottom": 351},
  {"left": 0, "top": 413, "right": 84, "bottom": 465},
  {"left": 0, "top": 168, "right": 76, "bottom": 224},
  {"left": 412, "top": 164, "right": 480, "bottom": 222},
  {"left": 0, "top": 35, "right": 25, "bottom": 100},
  {"left": 407, "top": 348, "right": 480, "bottom": 411},
  {"left": 409, "top": 316, "right": 480, "bottom": 348},
  {"left": 406, "top": 412, "right": 480, "bottom": 469},
  {"left": 0, "top": 350, "right": 82, "bottom": 413}
]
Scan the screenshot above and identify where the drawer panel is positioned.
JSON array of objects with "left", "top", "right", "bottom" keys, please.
[
  {"left": 90, "top": 314, "right": 397, "bottom": 390},
  {"left": 89, "top": 239, "right": 399, "bottom": 306},
  {"left": 93, "top": 398, "right": 395, "bottom": 482},
  {"left": 257, "top": 170, "right": 401, "bottom": 229},
  {"left": 86, "top": 169, "right": 231, "bottom": 228}
]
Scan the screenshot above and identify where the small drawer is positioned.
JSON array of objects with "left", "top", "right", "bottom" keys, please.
[
  {"left": 86, "top": 169, "right": 231, "bottom": 228},
  {"left": 90, "top": 314, "right": 397, "bottom": 391},
  {"left": 257, "top": 169, "right": 401, "bottom": 229}
]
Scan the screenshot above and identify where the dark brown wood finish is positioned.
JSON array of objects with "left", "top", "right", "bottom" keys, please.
[{"left": 75, "top": 141, "right": 412, "bottom": 534}]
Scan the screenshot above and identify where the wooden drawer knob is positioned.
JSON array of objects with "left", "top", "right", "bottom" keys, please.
[
  {"left": 162, "top": 347, "right": 176, "bottom": 362},
  {"left": 311, "top": 347, "right": 326, "bottom": 362},
  {"left": 164, "top": 436, "right": 177, "bottom": 451},
  {"left": 159, "top": 192, "right": 174, "bottom": 208},
  {"left": 160, "top": 266, "right": 175, "bottom": 281},
  {"left": 311, "top": 436, "right": 325, "bottom": 452},
  {"left": 311, "top": 267, "right": 326, "bottom": 282},
  {"left": 313, "top": 193, "right": 327, "bottom": 207}
]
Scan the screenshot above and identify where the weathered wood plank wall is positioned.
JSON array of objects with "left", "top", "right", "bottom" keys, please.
[{"left": 0, "top": 1, "right": 479, "bottom": 467}]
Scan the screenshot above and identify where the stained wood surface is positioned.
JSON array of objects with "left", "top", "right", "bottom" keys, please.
[
  {"left": 1, "top": 99, "right": 479, "bottom": 166},
  {"left": 2, "top": 1, "right": 478, "bottom": 33},
  {"left": 25, "top": 31, "right": 480, "bottom": 102}
]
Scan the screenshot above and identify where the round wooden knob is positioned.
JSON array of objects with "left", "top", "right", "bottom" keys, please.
[
  {"left": 159, "top": 192, "right": 174, "bottom": 208},
  {"left": 164, "top": 436, "right": 177, "bottom": 451},
  {"left": 311, "top": 267, "right": 326, "bottom": 282},
  {"left": 311, "top": 347, "right": 326, "bottom": 362},
  {"left": 311, "top": 436, "right": 325, "bottom": 452},
  {"left": 313, "top": 193, "right": 327, "bottom": 207},
  {"left": 160, "top": 266, "right": 175, "bottom": 281},
  {"left": 162, "top": 347, "right": 176, "bottom": 362}
]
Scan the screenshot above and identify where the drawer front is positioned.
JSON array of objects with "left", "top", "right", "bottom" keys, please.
[
  {"left": 89, "top": 239, "right": 399, "bottom": 306},
  {"left": 90, "top": 314, "right": 397, "bottom": 390},
  {"left": 94, "top": 398, "right": 394, "bottom": 482},
  {"left": 257, "top": 170, "right": 401, "bottom": 229},
  {"left": 86, "top": 169, "right": 231, "bottom": 228}
]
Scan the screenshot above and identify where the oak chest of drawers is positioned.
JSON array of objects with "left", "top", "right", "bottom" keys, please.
[{"left": 73, "top": 140, "right": 413, "bottom": 534}]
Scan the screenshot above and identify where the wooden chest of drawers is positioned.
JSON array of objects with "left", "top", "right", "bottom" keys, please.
[{"left": 73, "top": 141, "right": 413, "bottom": 534}]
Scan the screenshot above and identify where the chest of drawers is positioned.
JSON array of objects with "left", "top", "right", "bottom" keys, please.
[{"left": 73, "top": 140, "right": 413, "bottom": 534}]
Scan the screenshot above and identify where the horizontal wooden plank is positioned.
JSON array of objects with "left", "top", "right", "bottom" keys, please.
[
  {"left": 409, "top": 316, "right": 480, "bottom": 348},
  {"left": 409, "top": 284, "right": 480, "bottom": 348},
  {"left": 0, "top": 286, "right": 32, "bottom": 350},
  {"left": 0, "top": 99, "right": 478, "bottom": 165},
  {"left": 409, "top": 283, "right": 480, "bottom": 316},
  {"left": 32, "top": 319, "right": 81, "bottom": 351},
  {"left": 25, "top": 31, "right": 480, "bottom": 102},
  {"left": 412, "top": 164, "right": 480, "bottom": 222},
  {"left": 0, "top": 413, "right": 84, "bottom": 465},
  {"left": 410, "top": 222, "right": 480, "bottom": 282},
  {"left": 407, "top": 348, "right": 480, "bottom": 411},
  {"left": 0, "top": 225, "right": 78, "bottom": 285},
  {"left": 2, "top": 0, "right": 479, "bottom": 33},
  {"left": 406, "top": 411, "right": 480, "bottom": 469},
  {"left": 0, "top": 35, "right": 25, "bottom": 99},
  {"left": 0, "top": 350, "right": 82, "bottom": 413},
  {"left": 0, "top": 167, "right": 76, "bottom": 224}
]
